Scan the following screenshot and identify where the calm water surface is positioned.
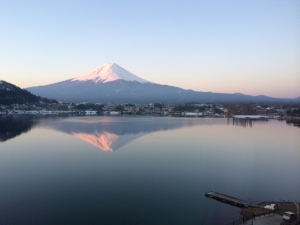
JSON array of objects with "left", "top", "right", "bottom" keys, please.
[{"left": 0, "top": 115, "right": 299, "bottom": 225}]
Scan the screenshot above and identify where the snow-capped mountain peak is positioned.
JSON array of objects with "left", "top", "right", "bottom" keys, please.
[{"left": 71, "top": 63, "right": 149, "bottom": 84}]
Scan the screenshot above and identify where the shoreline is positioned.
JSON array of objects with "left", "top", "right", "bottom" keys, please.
[{"left": 241, "top": 201, "right": 300, "bottom": 223}]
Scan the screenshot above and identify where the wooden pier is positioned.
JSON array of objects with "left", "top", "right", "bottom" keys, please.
[{"left": 205, "top": 191, "right": 262, "bottom": 208}]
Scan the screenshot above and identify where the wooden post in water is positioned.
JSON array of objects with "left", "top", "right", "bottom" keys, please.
[{"left": 294, "top": 201, "right": 299, "bottom": 221}]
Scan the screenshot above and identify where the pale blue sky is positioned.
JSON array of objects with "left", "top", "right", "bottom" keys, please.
[{"left": 1, "top": 0, "right": 299, "bottom": 98}]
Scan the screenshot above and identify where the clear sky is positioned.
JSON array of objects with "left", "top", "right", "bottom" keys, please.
[{"left": 1, "top": 0, "right": 299, "bottom": 98}]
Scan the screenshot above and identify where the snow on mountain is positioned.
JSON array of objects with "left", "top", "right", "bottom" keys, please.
[
  {"left": 71, "top": 63, "right": 149, "bottom": 84},
  {"left": 70, "top": 131, "right": 145, "bottom": 152}
]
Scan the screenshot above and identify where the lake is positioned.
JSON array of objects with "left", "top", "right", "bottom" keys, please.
[{"left": 0, "top": 115, "right": 299, "bottom": 225}]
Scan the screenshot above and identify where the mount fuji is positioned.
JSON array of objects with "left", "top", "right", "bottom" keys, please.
[
  {"left": 26, "top": 63, "right": 298, "bottom": 103},
  {"left": 71, "top": 63, "right": 149, "bottom": 84}
]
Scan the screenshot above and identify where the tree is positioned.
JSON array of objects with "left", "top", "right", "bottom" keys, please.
[{"left": 154, "top": 103, "right": 163, "bottom": 110}]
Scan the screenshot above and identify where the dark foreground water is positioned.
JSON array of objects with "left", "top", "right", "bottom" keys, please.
[{"left": 0, "top": 115, "right": 299, "bottom": 225}]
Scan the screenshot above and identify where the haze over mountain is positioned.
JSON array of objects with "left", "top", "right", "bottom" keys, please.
[{"left": 26, "top": 63, "right": 299, "bottom": 103}]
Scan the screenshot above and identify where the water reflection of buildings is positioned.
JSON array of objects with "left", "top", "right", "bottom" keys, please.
[
  {"left": 286, "top": 119, "right": 300, "bottom": 128},
  {"left": 232, "top": 119, "right": 253, "bottom": 128}
]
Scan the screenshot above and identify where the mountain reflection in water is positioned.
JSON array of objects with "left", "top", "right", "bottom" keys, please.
[
  {"left": 0, "top": 115, "right": 275, "bottom": 150},
  {"left": 71, "top": 131, "right": 118, "bottom": 152},
  {"left": 47, "top": 116, "right": 197, "bottom": 151},
  {"left": 0, "top": 115, "right": 38, "bottom": 142},
  {"left": 1, "top": 116, "right": 299, "bottom": 225}
]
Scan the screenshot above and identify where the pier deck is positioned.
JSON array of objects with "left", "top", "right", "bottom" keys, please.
[{"left": 205, "top": 191, "right": 262, "bottom": 208}]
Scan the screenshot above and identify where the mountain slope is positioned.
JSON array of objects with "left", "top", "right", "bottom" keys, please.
[
  {"left": 0, "top": 80, "right": 57, "bottom": 105},
  {"left": 25, "top": 63, "right": 300, "bottom": 103}
]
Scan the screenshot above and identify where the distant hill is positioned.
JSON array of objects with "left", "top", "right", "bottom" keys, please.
[
  {"left": 26, "top": 63, "right": 300, "bottom": 103},
  {"left": 0, "top": 80, "right": 57, "bottom": 105}
]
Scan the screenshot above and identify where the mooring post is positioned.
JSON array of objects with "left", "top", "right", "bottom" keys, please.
[{"left": 294, "top": 201, "right": 299, "bottom": 221}]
